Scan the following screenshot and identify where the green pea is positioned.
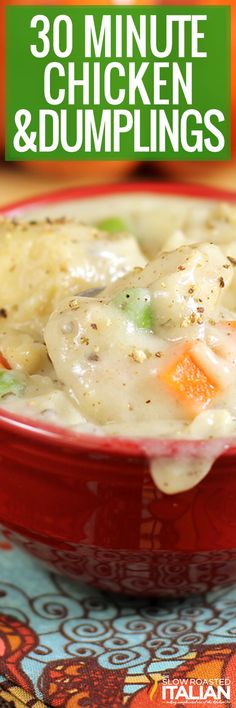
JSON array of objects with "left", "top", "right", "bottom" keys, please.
[
  {"left": 0, "top": 370, "right": 27, "bottom": 398},
  {"left": 112, "top": 288, "right": 153, "bottom": 330},
  {"left": 96, "top": 217, "right": 127, "bottom": 234}
]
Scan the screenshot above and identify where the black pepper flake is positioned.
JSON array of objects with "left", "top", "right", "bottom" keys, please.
[
  {"left": 55, "top": 216, "right": 66, "bottom": 225},
  {"left": 177, "top": 265, "right": 186, "bottom": 271},
  {"left": 219, "top": 277, "right": 225, "bottom": 288},
  {"left": 228, "top": 256, "right": 236, "bottom": 266},
  {"left": 88, "top": 353, "right": 99, "bottom": 362},
  {"left": 0, "top": 308, "right": 7, "bottom": 318},
  {"left": 90, "top": 323, "right": 98, "bottom": 330},
  {"left": 145, "top": 399, "right": 151, "bottom": 404},
  {"left": 80, "top": 336, "right": 89, "bottom": 345}
]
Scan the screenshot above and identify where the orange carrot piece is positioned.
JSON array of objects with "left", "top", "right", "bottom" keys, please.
[
  {"left": 160, "top": 344, "right": 219, "bottom": 415},
  {"left": 0, "top": 353, "right": 11, "bottom": 370}
]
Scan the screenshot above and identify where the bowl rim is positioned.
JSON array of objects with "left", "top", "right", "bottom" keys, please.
[{"left": 2, "top": 178, "right": 236, "bottom": 460}]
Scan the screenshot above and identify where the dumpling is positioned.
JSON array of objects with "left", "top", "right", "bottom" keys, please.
[{"left": 0, "top": 216, "right": 146, "bottom": 337}]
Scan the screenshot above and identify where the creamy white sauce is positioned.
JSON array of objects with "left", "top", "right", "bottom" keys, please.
[{"left": 149, "top": 452, "right": 220, "bottom": 495}]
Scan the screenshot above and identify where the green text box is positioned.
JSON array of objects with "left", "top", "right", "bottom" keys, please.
[{"left": 6, "top": 5, "right": 231, "bottom": 161}]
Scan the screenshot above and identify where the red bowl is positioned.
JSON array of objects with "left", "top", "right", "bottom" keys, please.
[{"left": 1, "top": 181, "right": 236, "bottom": 597}]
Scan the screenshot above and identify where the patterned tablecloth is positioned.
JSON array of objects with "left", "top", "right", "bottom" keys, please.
[{"left": 0, "top": 533, "right": 235, "bottom": 708}]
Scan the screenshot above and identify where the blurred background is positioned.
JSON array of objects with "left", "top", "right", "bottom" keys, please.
[{"left": 0, "top": 0, "right": 235, "bottom": 207}]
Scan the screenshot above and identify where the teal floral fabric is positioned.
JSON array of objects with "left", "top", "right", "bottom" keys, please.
[{"left": 0, "top": 534, "right": 235, "bottom": 706}]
